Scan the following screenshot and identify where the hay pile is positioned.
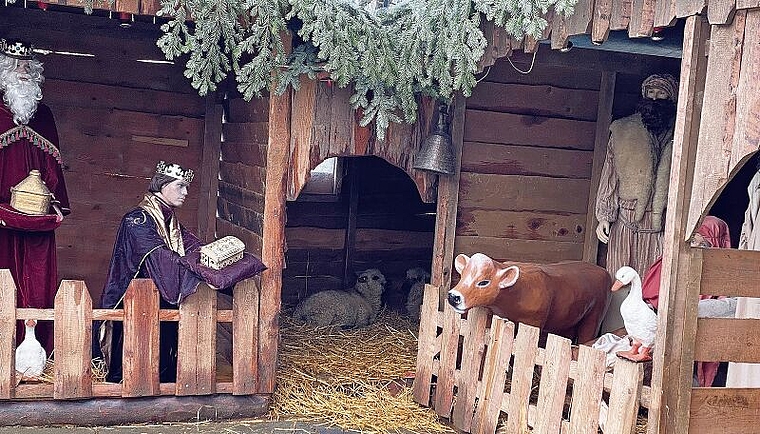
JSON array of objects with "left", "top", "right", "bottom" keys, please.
[{"left": 269, "top": 310, "right": 453, "bottom": 433}]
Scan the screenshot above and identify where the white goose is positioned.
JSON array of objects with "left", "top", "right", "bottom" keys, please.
[
  {"left": 612, "top": 266, "right": 657, "bottom": 362},
  {"left": 15, "top": 319, "right": 47, "bottom": 379}
]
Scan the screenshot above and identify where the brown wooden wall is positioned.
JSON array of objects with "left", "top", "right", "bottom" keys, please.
[
  {"left": 217, "top": 95, "right": 269, "bottom": 257},
  {"left": 455, "top": 48, "right": 680, "bottom": 264},
  {"left": 0, "top": 7, "right": 207, "bottom": 304},
  {"left": 282, "top": 157, "right": 435, "bottom": 309}
]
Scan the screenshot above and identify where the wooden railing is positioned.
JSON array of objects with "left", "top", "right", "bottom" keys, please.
[
  {"left": 413, "top": 283, "right": 649, "bottom": 434},
  {"left": 0, "top": 269, "right": 260, "bottom": 400}
]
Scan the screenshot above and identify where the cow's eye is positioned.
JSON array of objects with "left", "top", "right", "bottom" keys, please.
[{"left": 476, "top": 280, "right": 490, "bottom": 287}]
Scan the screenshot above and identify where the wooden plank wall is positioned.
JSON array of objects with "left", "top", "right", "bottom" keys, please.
[
  {"left": 217, "top": 95, "right": 269, "bottom": 257},
  {"left": 0, "top": 8, "right": 207, "bottom": 304},
  {"left": 455, "top": 59, "right": 601, "bottom": 263},
  {"left": 282, "top": 157, "right": 436, "bottom": 309}
]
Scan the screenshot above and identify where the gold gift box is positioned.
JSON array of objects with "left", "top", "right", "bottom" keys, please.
[{"left": 10, "top": 170, "right": 52, "bottom": 215}]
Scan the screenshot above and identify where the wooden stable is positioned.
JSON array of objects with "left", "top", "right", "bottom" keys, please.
[{"left": 0, "top": 0, "right": 759, "bottom": 432}]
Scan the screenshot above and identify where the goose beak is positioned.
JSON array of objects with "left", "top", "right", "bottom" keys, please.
[
  {"left": 611, "top": 280, "right": 626, "bottom": 292},
  {"left": 25, "top": 319, "right": 36, "bottom": 328}
]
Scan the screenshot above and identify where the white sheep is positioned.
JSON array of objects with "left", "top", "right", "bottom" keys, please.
[
  {"left": 292, "top": 269, "right": 386, "bottom": 328},
  {"left": 404, "top": 267, "right": 431, "bottom": 322}
]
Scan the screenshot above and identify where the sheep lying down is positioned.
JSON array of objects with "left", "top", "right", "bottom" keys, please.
[{"left": 293, "top": 269, "right": 386, "bottom": 328}]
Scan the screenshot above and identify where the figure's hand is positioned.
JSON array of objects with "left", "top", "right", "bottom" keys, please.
[
  {"left": 596, "top": 221, "right": 611, "bottom": 244},
  {"left": 52, "top": 204, "right": 64, "bottom": 223}
]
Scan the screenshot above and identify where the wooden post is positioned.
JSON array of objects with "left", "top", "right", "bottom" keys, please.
[
  {"left": 607, "top": 359, "right": 644, "bottom": 434},
  {"left": 342, "top": 159, "right": 359, "bottom": 289},
  {"left": 0, "top": 269, "right": 16, "bottom": 399},
  {"left": 431, "top": 94, "right": 466, "bottom": 301},
  {"left": 53, "top": 280, "right": 93, "bottom": 399},
  {"left": 176, "top": 283, "right": 217, "bottom": 395},
  {"left": 583, "top": 72, "right": 616, "bottom": 263},
  {"left": 471, "top": 318, "right": 514, "bottom": 434},
  {"left": 451, "top": 307, "right": 489, "bottom": 432},
  {"left": 567, "top": 345, "right": 606, "bottom": 433},
  {"left": 412, "top": 283, "right": 440, "bottom": 406},
  {"left": 648, "top": 15, "right": 710, "bottom": 434},
  {"left": 259, "top": 34, "right": 293, "bottom": 393},
  {"left": 504, "top": 324, "right": 540, "bottom": 433},
  {"left": 197, "top": 95, "right": 224, "bottom": 243},
  {"left": 122, "top": 279, "right": 161, "bottom": 397},
  {"left": 534, "top": 334, "right": 572, "bottom": 434}
]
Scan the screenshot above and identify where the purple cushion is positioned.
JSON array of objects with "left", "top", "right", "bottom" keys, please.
[{"left": 180, "top": 251, "right": 267, "bottom": 290}]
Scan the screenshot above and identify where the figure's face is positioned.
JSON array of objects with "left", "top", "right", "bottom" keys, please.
[
  {"left": 159, "top": 179, "right": 189, "bottom": 208},
  {"left": 644, "top": 87, "right": 670, "bottom": 101}
]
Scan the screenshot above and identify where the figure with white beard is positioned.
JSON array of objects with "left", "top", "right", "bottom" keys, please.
[{"left": 0, "top": 39, "right": 70, "bottom": 353}]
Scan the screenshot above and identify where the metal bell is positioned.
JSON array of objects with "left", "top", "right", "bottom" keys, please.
[{"left": 413, "top": 105, "right": 455, "bottom": 175}]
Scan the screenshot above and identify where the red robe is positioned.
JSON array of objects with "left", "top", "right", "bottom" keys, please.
[{"left": 0, "top": 103, "right": 70, "bottom": 353}]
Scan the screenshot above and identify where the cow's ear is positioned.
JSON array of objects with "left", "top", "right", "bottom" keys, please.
[
  {"left": 454, "top": 254, "right": 470, "bottom": 275},
  {"left": 497, "top": 266, "right": 520, "bottom": 289}
]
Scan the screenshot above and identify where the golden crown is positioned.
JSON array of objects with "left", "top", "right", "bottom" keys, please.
[
  {"left": 156, "top": 161, "right": 194, "bottom": 183},
  {"left": 0, "top": 39, "right": 35, "bottom": 60}
]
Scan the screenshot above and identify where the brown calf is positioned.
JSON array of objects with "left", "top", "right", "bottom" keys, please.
[{"left": 447, "top": 253, "right": 611, "bottom": 343}]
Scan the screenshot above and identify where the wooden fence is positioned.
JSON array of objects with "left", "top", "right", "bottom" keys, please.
[
  {"left": 413, "top": 283, "right": 649, "bottom": 434},
  {"left": 0, "top": 269, "right": 261, "bottom": 400}
]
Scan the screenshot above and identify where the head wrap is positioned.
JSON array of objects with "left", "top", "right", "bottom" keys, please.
[
  {"left": 696, "top": 215, "right": 732, "bottom": 248},
  {"left": 0, "top": 39, "right": 35, "bottom": 60},
  {"left": 641, "top": 74, "right": 679, "bottom": 102}
]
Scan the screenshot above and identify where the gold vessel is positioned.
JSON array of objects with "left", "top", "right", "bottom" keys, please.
[{"left": 10, "top": 170, "right": 52, "bottom": 215}]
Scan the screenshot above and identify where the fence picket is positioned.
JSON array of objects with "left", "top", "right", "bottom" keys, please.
[
  {"left": 122, "top": 279, "right": 160, "bottom": 397},
  {"left": 434, "top": 303, "right": 462, "bottom": 418},
  {"left": 176, "top": 283, "right": 217, "bottom": 395},
  {"left": 567, "top": 345, "right": 606, "bottom": 433},
  {"left": 504, "top": 324, "right": 540, "bottom": 433},
  {"left": 233, "top": 278, "right": 259, "bottom": 395},
  {"left": 53, "top": 280, "right": 93, "bottom": 399},
  {"left": 605, "top": 359, "right": 644, "bottom": 433},
  {"left": 471, "top": 317, "right": 514, "bottom": 434},
  {"left": 452, "top": 307, "right": 490, "bottom": 432},
  {"left": 413, "top": 284, "right": 442, "bottom": 406},
  {"left": 534, "top": 334, "right": 572, "bottom": 434},
  {"left": 0, "top": 270, "right": 16, "bottom": 399}
]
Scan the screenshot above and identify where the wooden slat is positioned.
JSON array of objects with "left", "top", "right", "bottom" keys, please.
[
  {"left": 606, "top": 360, "right": 644, "bottom": 433},
  {"left": 676, "top": 0, "right": 707, "bottom": 17},
  {"left": 451, "top": 307, "right": 490, "bottom": 432},
  {"left": 458, "top": 209, "right": 586, "bottom": 242},
  {"left": 217, "top": 218, "right": 263, "bottom": 257},
  {"left": 566, "top": 0, "right": 594, "bottom": 35},
  {"left": 700, "top": 248, "right": 760, "bottom": 297},
  {"left": 610, "top": 0, "right": 632, "bottom": 29},
  {"left": 227, "top": 97, "right": 270, "bottom": 123},
  {"left": 649, "top": 15, "right": 710, "bottom": 434},
  {"left": 0, "top": 270, "right": 16, "bottom": 399},
  {"left": 468, "top": 82, "right": 599, "bottom": 122},
  {"left": 223, "top": 122, "right": 269, "bottom": 144},
  {"left": 459, "top": 173, "right": 590, "bottom": 213},
  {"left": 708, "top": 0, "right": 737, "bottom": 23},
  {"left": 413, "top": 284, "right": 441, "bottom": 406},
  {"left": 654, "top": 0, "right": 678, "bottom": 27},
  {"left": 533, "top": 334, "right": 571, "bottom": 434},
  {"left": 53, "top": 281, "right": 93, "bottom": 400},
  {"left": 730, "top": 10, "right": 760, "bottom": 170},
  {"left": 736, "top": 0, "right": 760, "bottom": 7},
  {"left": 583, "top": 72, "right": 616, "bottom": 263},
  {"left": 219, "top": 162, "right": 266, "bottom": 194},
  {"left": 504, "top": 324, "right": 540, "bottom": 433},
  {"left": 690, "top": 388, "right": 760, "bottom": 434},
  {"left": 15, "top": 308, "right": 233, "bottom": 323},
  {"left": 197, "top": 99, "right": 223, "bottom": 243},
  {"left": 258, "top": 67, "right": 292, "bottom": 394},
  {"left": 686, "top": 12, "right": 745, "bottom": 238},
  {"left": 233, "top": 278, "right": 259, "bottom": 395},
  {"left": 115, "top": 0, "right": 139, "bottom": 13},
  {"left": 464, "top": 110, "right": 596, "bottom": 150},
  {"left": 176, "top": 283, "right": 217, "bottom": 395},
  {"left": 592, "top": 0, "right": 613, "bottom": 42},
  {"left": 471, "top": 318, "right": 514, "bottom": 434},
  {"left": 122, "top": 279, "right": 160, "bottom": 397},
  {"left": 454, "top": 236, "right": 584, "bottom": 263},
  {"left": 433, "top": 306, "right": 461, "bottom": 418},
  {"left": 551, "top": 13, "right": 570, "bottom": 50},
  {"left": 288, "top": 76, "right": 317, "bottom": 201},
  {"left": 567, "top": 345, "right": 606, "bottom": 434},
  {"left": 461, "top": 142, "right": 593, "bottom": 178},
  {"left": 694, "top": 318, "right": 760, "bottom": 362}
]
